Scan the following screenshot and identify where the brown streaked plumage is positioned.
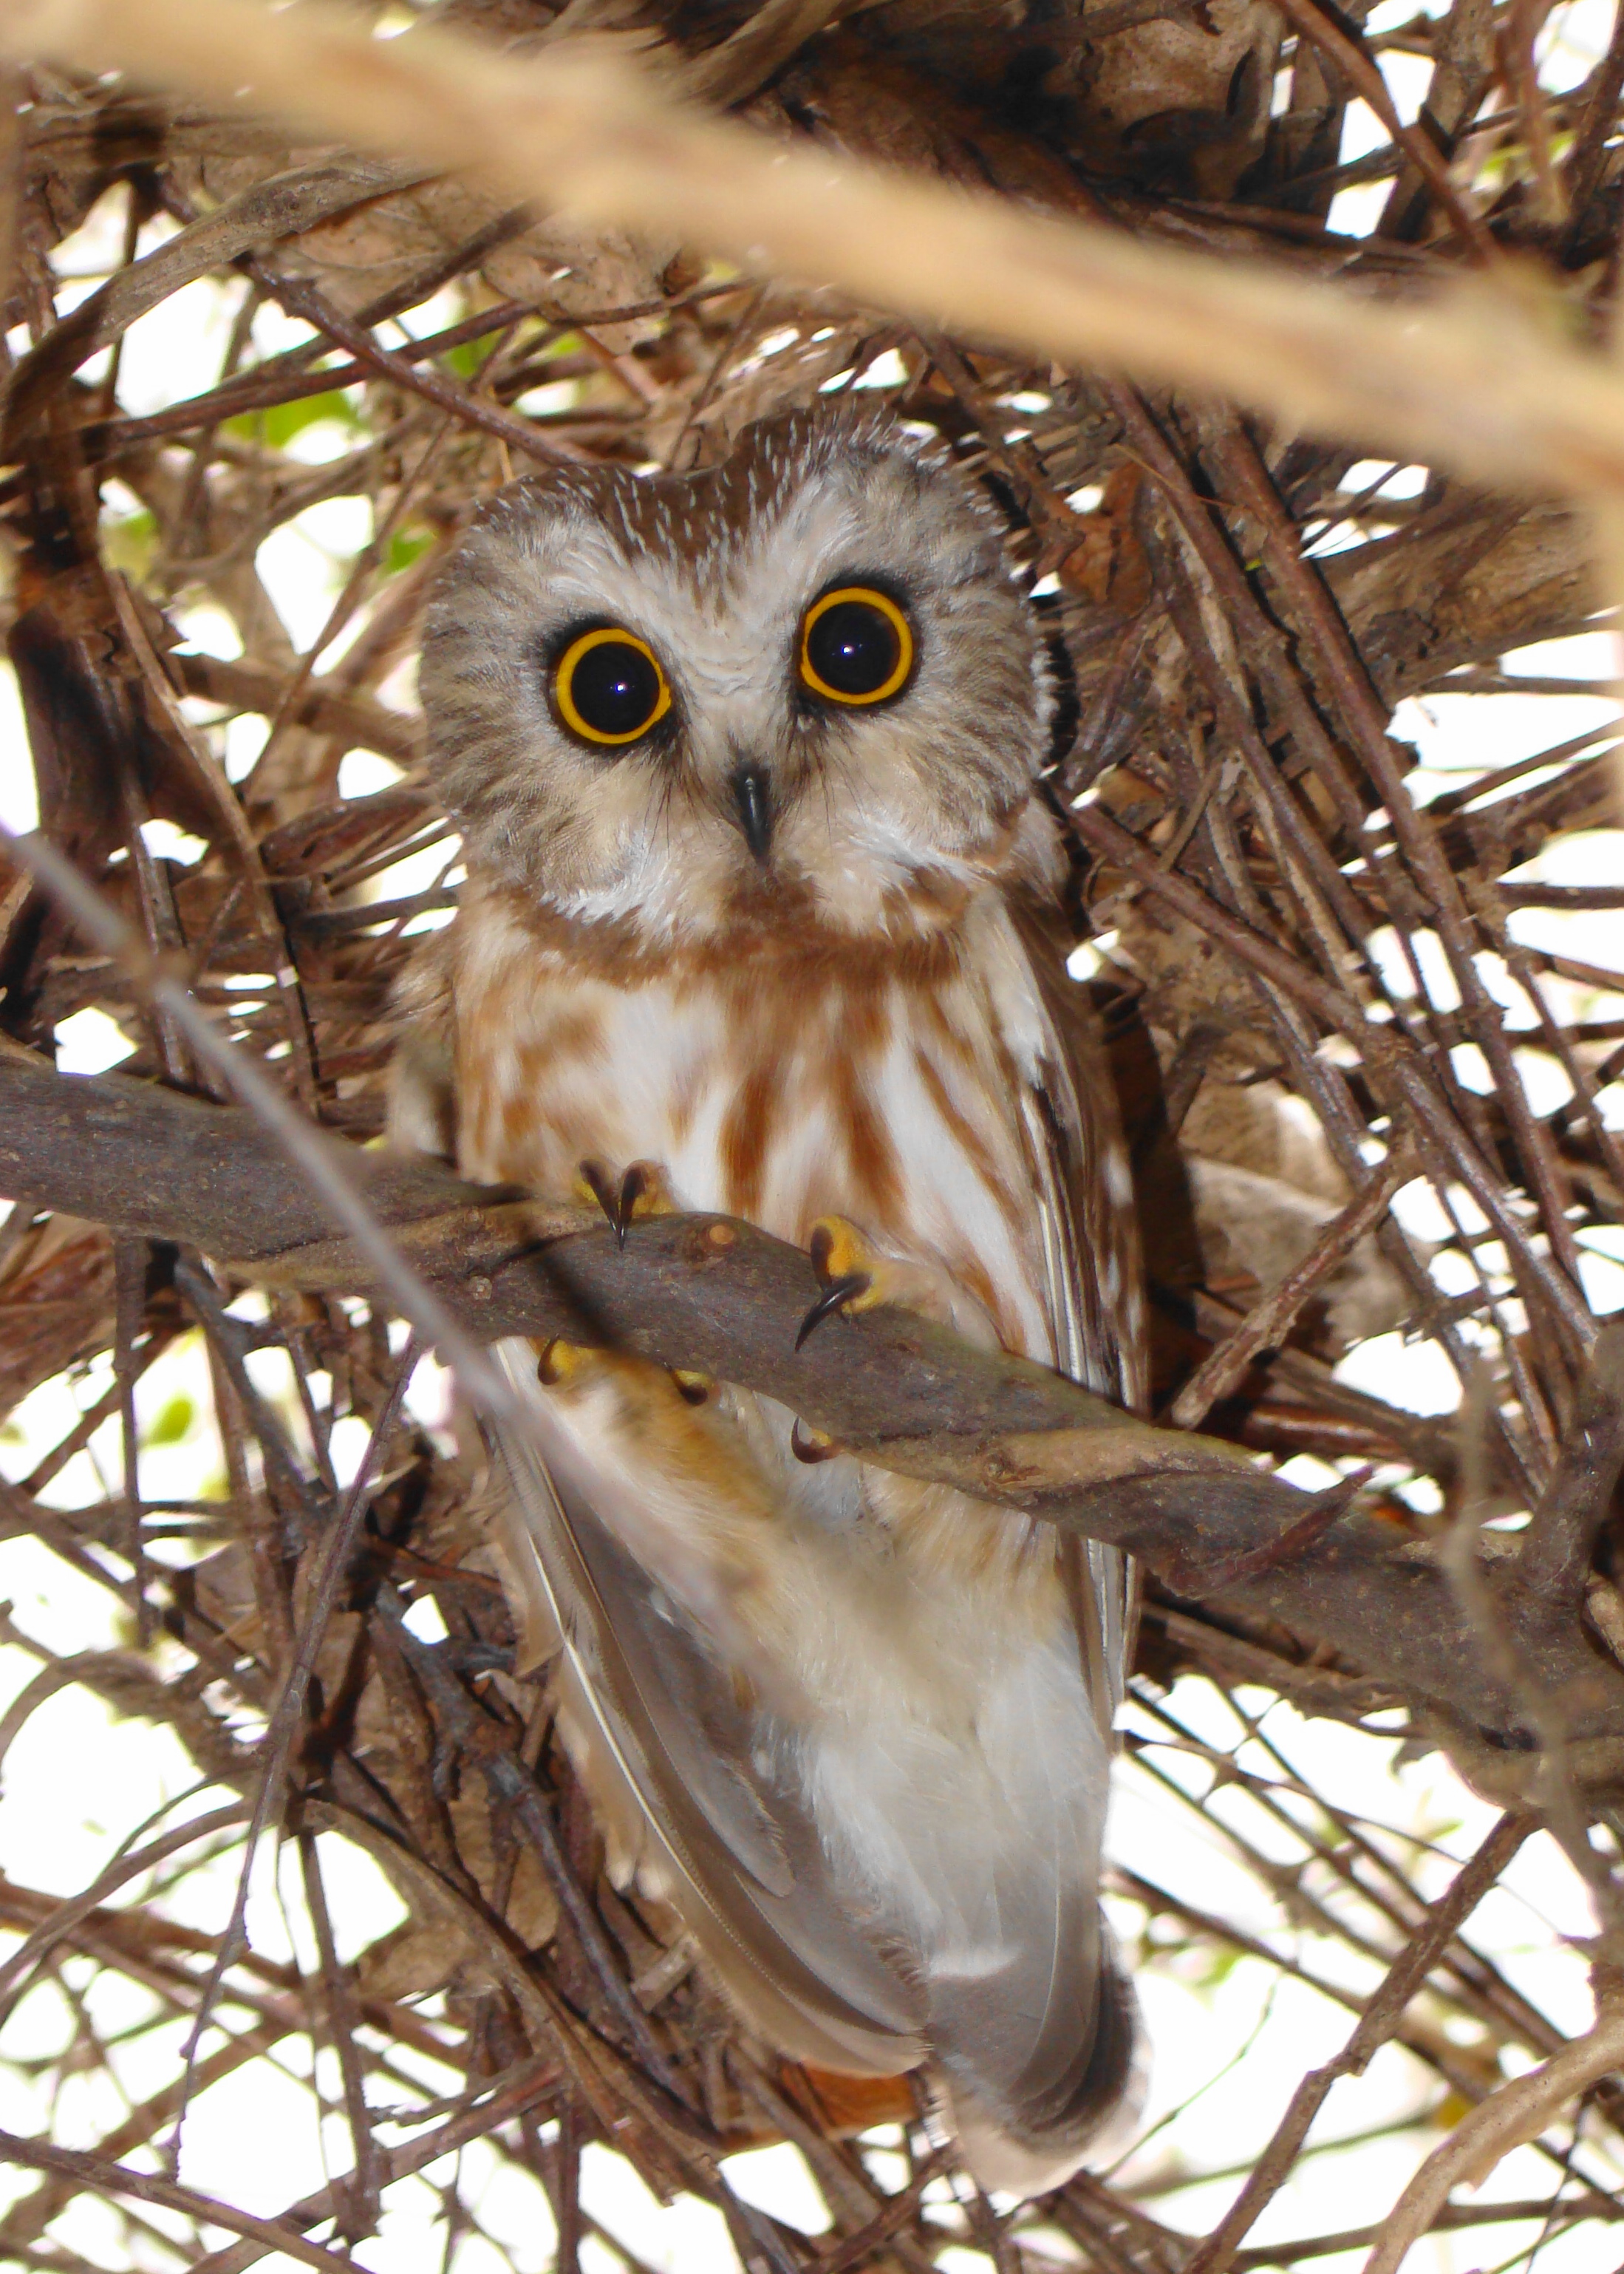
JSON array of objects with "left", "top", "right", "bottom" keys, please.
[{"left": 400, "top": 402, "right": 1148, "bottom": 2196}]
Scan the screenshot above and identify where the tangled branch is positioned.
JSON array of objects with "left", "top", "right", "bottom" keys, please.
[{"left": 0, "top": 0, "right": 1622, "bottom": 2261}]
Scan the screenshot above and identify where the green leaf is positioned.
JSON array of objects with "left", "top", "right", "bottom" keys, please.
[
  {"left": 143, "top": 1392, "right": 196, "bottom": 1447},
  {"left": 384, "top": 525, "right": 434, "bottom": 579},
  {"left": 224, "top": 387, "right": 361, "bottom": 449},
  {"left": 103, "top": 508, "right": 157, "bottom": 579},
  {"left": 444, "top": 335, "right": 498, "bottom": 379},
  {"left": 1193, "top": 1947, "right": 1241, "bottom": 1991}
]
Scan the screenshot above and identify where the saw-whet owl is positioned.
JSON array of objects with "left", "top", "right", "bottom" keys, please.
[{"left": 400, "top": 403, "right": 1147, "bottom": 2195}]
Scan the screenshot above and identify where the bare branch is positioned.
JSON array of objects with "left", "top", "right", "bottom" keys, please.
[
  {"left": 1361, "top": 1979, "right": 1624, "bottom": 2274},
  {"left": 0, "top": 2125, "right": 369, "bottom": 2274},
  {"left": 1183, "top": 1813, "right": 1535, "bottom": 2274},
  {"left": 4, "top": 1055, "right": 1623, "bottom": 1780}
]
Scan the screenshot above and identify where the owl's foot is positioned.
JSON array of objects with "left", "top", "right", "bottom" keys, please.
[
  {"left": 535, "top": 1335, "right": 601, "bottom": 1386},
  {"left": 576, "top": 1157, "right": 675, "bottom": 1247},
  {"left": 538, "top": 1335, "right": 713, "bottom": 1409},
  {"left": 796, "top": 1219, "right": 1005, "bottom": 1355},
  {"left": 796, "top": 1218, "right": 889, "bottom": 1350}
]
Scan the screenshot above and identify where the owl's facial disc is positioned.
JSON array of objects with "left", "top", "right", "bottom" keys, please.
[{"left": 421, "top": 406, "right": 1055, "bottom": 942}]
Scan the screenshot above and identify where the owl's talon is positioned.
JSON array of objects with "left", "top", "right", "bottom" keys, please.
[
  {"left": 791, "top": 1418, "right": 840, "bottom": 1463},
  {"left": 618, "top": 1162, "right": 652, "bottom": 1239},
  {"left": 576, "top": 1157, "right": 674, "bottom": 1246},
  {"left": 795, "top": 1273, "right": 871, "bottom": 1350},
  {"left": 796, "top": 1216, "right": 894, "bottom": 1349},
  {"left": 537, "top": 1337, "right": 596, "bottom": 1386},
  {"left": 576, "top": 1158, "right": 620, "bottom": 1233}
]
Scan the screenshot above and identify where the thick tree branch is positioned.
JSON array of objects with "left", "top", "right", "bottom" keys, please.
[{"left": 4, "top": 1055, "right": 1623, "bottom": 1787}]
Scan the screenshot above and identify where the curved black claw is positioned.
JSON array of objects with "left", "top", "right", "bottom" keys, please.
[
  {"left": 580, "top": 1160, "right": 645, "bottom": 1248},
  {"left": 791, "top": 1417, "right": 841, "bottom": 1463},
  {"left": 795, "top": 1272, "right": 870, "bottom": 1352},
  {"left": 615, "top": 1162, "right": 649, "bottom": 1244},
  {"left": 579, "top": 1159, "right": 618, "bottom": 1234}
]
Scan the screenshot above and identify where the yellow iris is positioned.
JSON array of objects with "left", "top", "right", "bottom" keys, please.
[
  {"left": 554, "top": 625, "right": 672, "bottom": 746},
  {"left": 798, "top": 587, "right": 914, "bottom": 707}
]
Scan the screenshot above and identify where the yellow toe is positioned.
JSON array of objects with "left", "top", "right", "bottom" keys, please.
[
  {"left": 623, "top": 1160, "right": 677, "bottom": 1221},
  {"left": 807, "top": 1216, "right": 884, "bottom": 1310},
  {"left": 536, "top": 1337, "right": 597, "bottom": 1386}
]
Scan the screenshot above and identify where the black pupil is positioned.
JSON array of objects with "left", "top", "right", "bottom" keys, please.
[
  {"left": 568, "top": 639, "right": 660, "bottom": 737},
  {"left": 807, "top": 599, "right": 900, "bottom": 698}
]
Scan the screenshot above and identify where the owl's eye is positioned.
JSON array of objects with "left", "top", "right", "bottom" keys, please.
[
  {"left": 799, "top": 587, "right": 913, "bottom": 707},
  {"left": 553, "top": 626, "right": 672, "bottom": 746}
]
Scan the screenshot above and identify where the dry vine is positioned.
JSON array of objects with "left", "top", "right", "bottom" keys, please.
[{"left": 0, "top": 0, "right": 1622, "bottom": 2269}]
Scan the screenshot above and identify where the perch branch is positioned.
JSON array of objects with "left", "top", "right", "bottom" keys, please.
[{"left": 3, "top": 1054, "right": 1623, "bottom": 1776}]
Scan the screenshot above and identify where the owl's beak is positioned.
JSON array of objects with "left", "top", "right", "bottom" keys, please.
[{"left": 730, "top": 763, "right": 773, "bottom": 863}]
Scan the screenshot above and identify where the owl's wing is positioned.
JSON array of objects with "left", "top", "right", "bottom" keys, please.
[
  {"left": 486, "top": 1343, "right": 929, "bottom": 2076},
  {"left": 853, "top": 888, "right": 1142, "bottom": 2190},
  {"left": 992, "top": 888, "right": 1147, "bottom": 1735},
  {"left": 1000, "top": 891, "right": 1147, "bottom": 1414}
]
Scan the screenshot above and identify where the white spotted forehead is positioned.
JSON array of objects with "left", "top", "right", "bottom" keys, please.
[{"left": 501, "top": 469, "right": 920, "bottom": 679}]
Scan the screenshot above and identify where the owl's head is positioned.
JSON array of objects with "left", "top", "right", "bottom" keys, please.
[{"left": 420, "top": 405, "right": 1057, "bottom": 942}]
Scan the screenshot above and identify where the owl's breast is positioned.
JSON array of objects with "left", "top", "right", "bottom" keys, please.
[{"left": 452, "top": 893, "right": 1057, "bottom": 1365}]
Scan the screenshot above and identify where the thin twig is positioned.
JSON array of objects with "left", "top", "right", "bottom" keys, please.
[
  {"left": 1360, "top": 1981, "right": 1624, "bottom": 2274},
  {"left": 1180, "top": 1813, "right": 1535, "bottom": 2274},
  {"left": 1166, "top": 1147, "right": 1414, "bottom": 1429},
  {"left": 0, "top": 2125, "right": 369, "bottom": 2274},
  {"left": 373, "top": 1582, "right": 683, "bottom": 2099},
  {"left": 165, "top": 1336, "right": 421, "bottom": 2166}
]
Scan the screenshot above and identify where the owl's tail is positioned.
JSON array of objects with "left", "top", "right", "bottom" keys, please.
[{"left": 939, "top": 1930, "right": 1144, "bottom": 2199}]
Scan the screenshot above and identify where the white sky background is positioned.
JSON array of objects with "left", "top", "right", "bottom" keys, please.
[{"left": 3, "top": 7, "right": 1624, "bottom": 2268}]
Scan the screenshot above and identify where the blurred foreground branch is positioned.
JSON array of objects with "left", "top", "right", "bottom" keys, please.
[{"left": 4, "top": 0, "right": 1624, "bottom": 525}]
